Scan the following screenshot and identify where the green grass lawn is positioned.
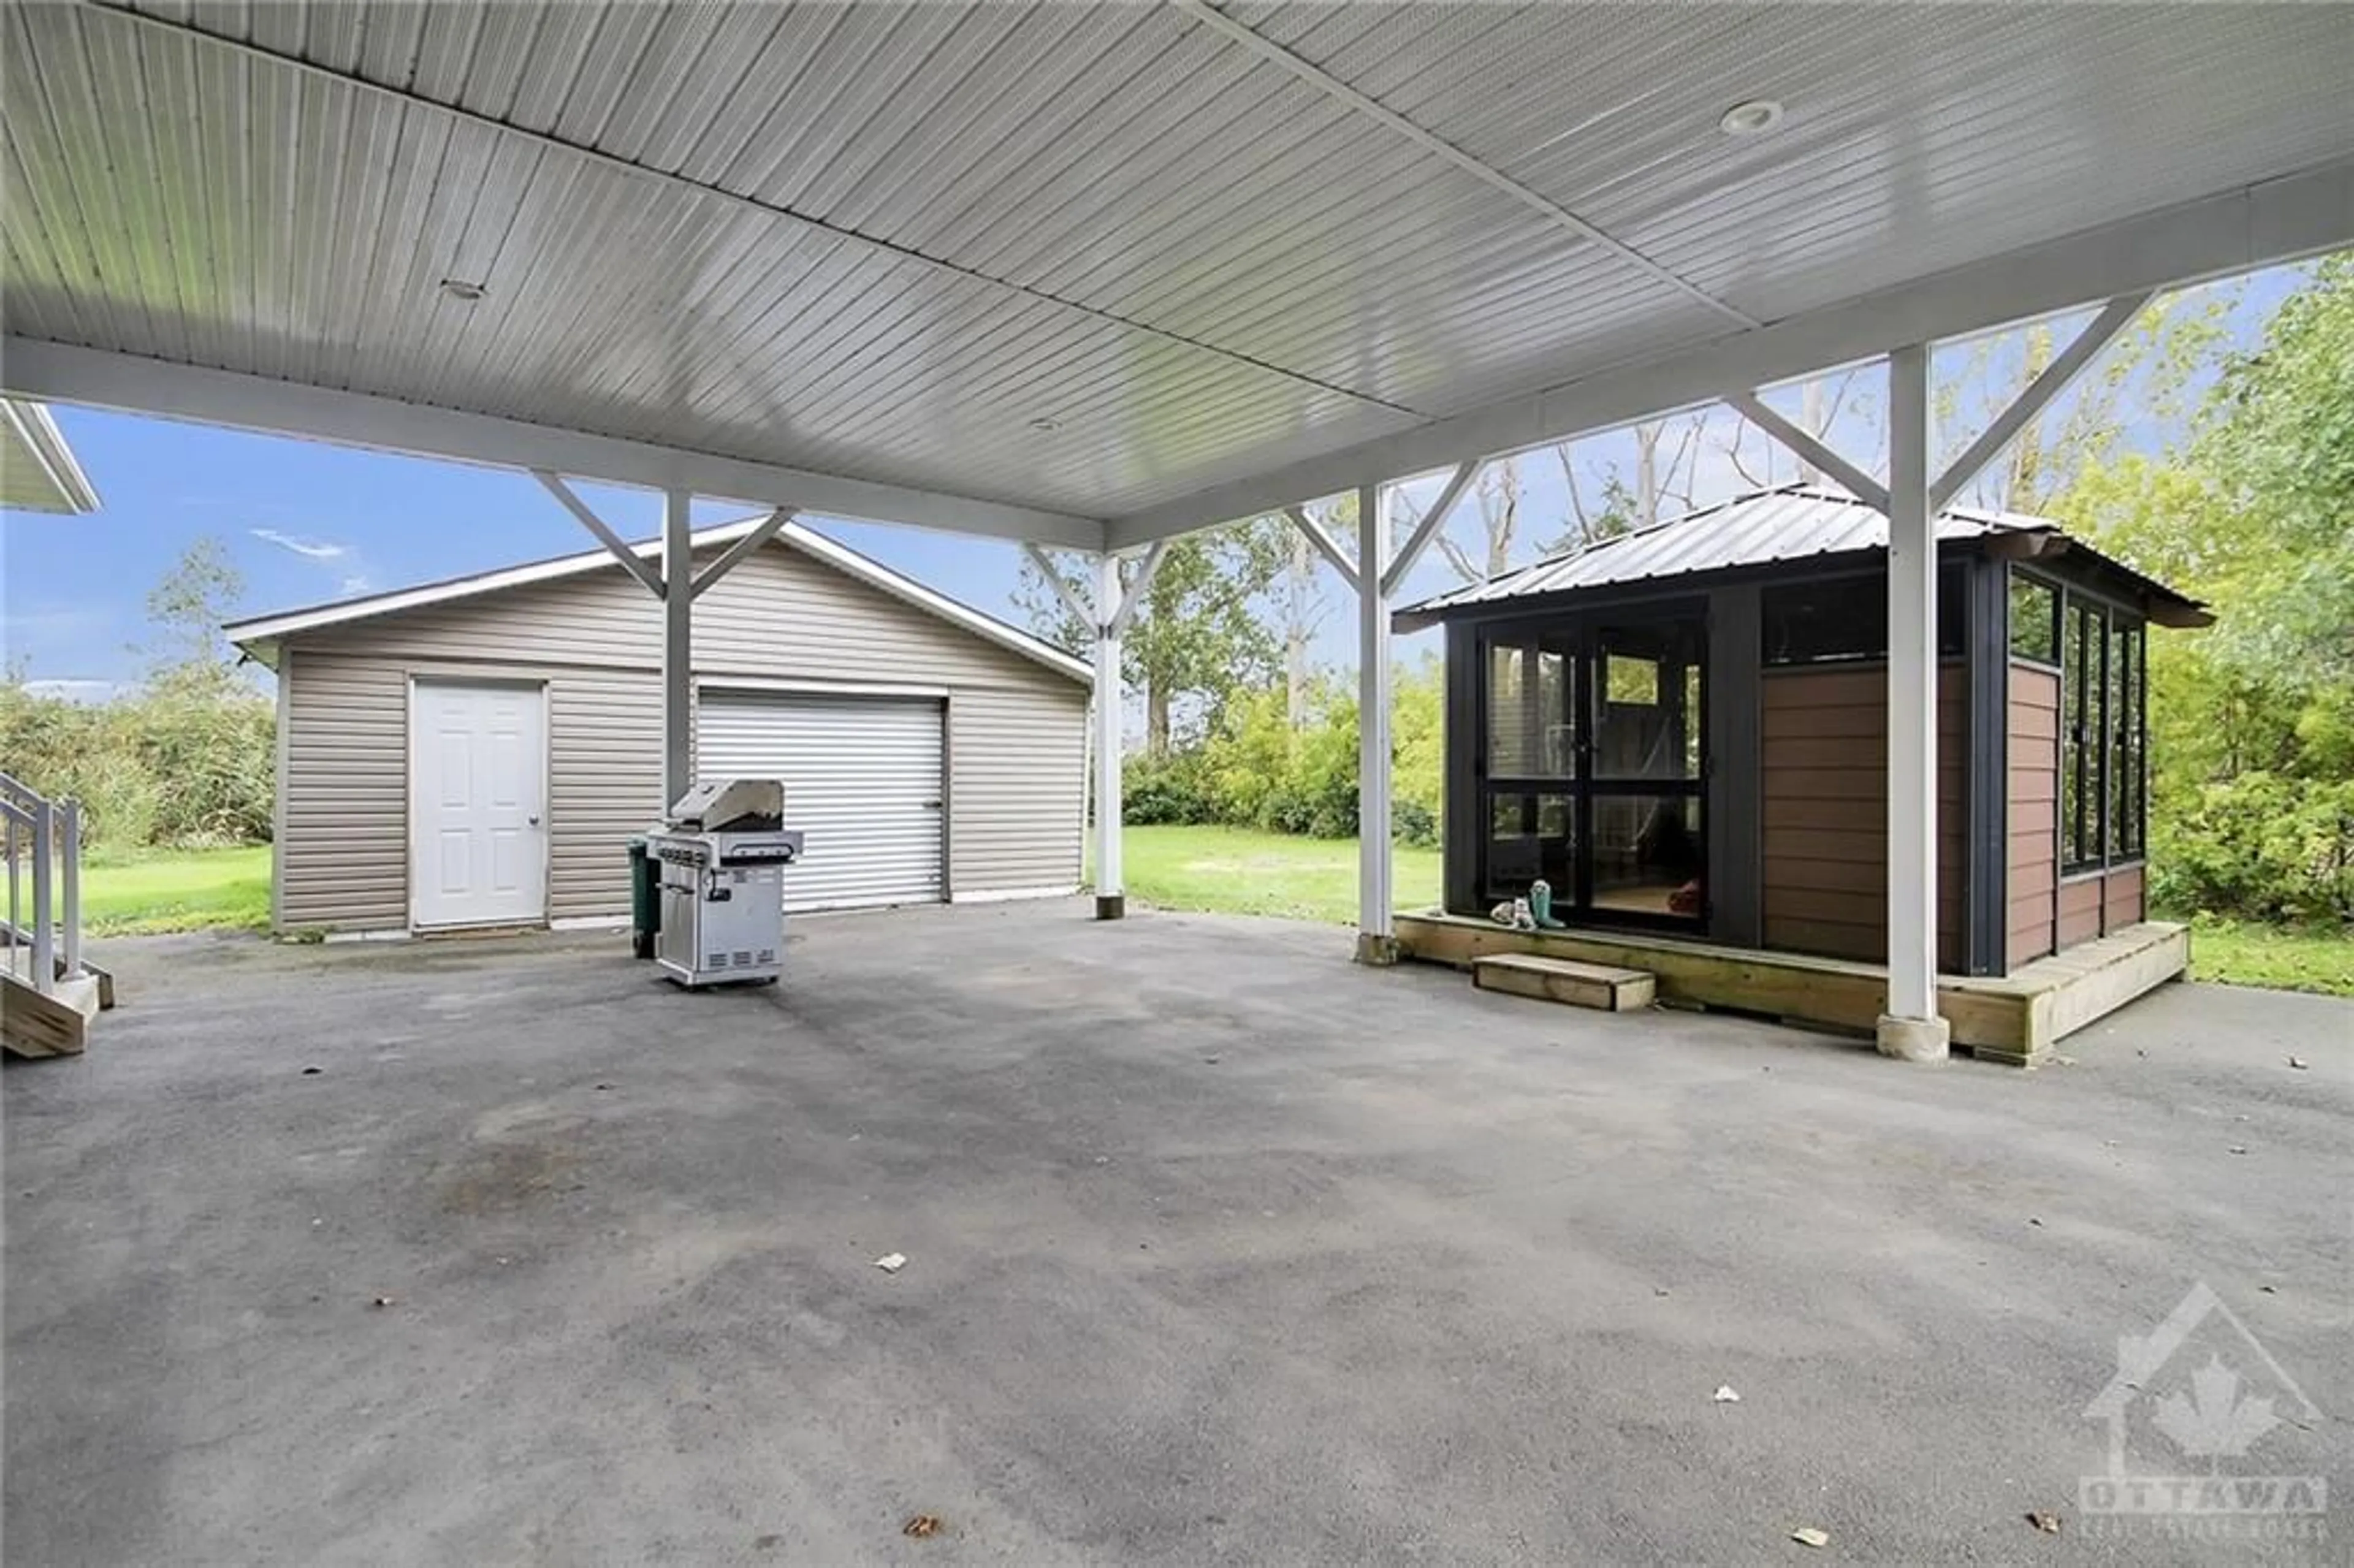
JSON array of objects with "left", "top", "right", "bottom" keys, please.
[
  {"left": 76, "top": 844, "right": 272, "bottom": 935},
  {"left": 1124, "top": 825, "right": 2354, "bottom": 994},
  {"left": 1121, "top": 823, "right": 1440, "bottom": 926},
  {"left": 2176, "top": 915, "right": 2354, "bottom": 997},
  {"left": 46, "top": 834, "right": 2354, "bottom": 996}
]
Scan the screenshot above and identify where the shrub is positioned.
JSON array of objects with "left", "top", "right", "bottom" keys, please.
[
  {"left": 1121, "top": 748, "right": 1221, "bottom": 826},
  {"left": 2150, "top": 772, "right": 2354, "bottom": 924}
]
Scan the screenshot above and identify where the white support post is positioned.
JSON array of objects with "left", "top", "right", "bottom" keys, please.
[
  {"left": 1929, "top": 292, "right": 2153, "bottom": 511},
  {"left": 533, "top": 469, "right": 666, "bottom": 599},
  {"left": 1724, "top": 391, "right": 1889, "bottom": 511},
  {"left": 1283, "top": 504, "right": 1360, "bottom": 592},
  {"left": 1880, "top": 344, "right": 1948, "bottom": 1062},
  {"left": 661, "top": 488, "right": 694, "bottom": 812},
  {"left": 1381, "top": 461, "right": 1478, "bottom": 598},
  {"left": 1091, "top": 552, "right": 1126, "bottom": 920},
  {"left": 28, "top": 797, "right": 53, "bottom": 995},
  {"left": 1021, "top": 543, "right": 1093, "bottom": 630},
  {"left": 1355, "top": 481, "right": 1396, "bottom": 965},
  {"left": 59, "top": 798, "right": 80, "bottom": 976},
  {"left": 690, "top": 507, "right": 795, "bottom": 599}
]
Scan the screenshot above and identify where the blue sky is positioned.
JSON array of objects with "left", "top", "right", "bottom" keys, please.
[{"left": 0, "top": 266, "right": 2299, "bottom": 698}]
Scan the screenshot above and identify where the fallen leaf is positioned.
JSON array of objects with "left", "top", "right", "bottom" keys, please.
[
  {"left": 2051, "top": 1054, "right": 2076, "bottom": 1067},
  {"left": 2028, "top": 1216, "right": 2044, "bottom": 1227},
  {"left": 752, "top": 1534, "right": 783, "bottom": 1551},
  {"left": 300, "top": 1066, "right": 322, "bottom": 1076},
  {"left": 2287, "top": 1056, "right": 2308, "bottom": 1070},
  {"left": 874, "top": 1253, "right": 907, "bottom": 1273},
  {"left": 2259, "top": 1284, "right": 2278, "bottom": 1294},
  {"left": 1653, "top": 1287, "right": 1672, "bottom": 1298},
  {"left": 2025, "top": 1510, "right": 2062, "bottom": 1534},
  {"left": 1791, "top": 1526, "right": 1829, "bottom": 1548},
  {"left": 2227, "top": 1146, "right": 2249, "bottom": 1155},
  {"left": 902, "top": 1514, "right": 943, "bottom": 1539},
  {"left": 1713, "top": 1385, "right": 1740, "bottom": 1403},
  {"left": 370, "top": 1295, "right": 395, "bottom": 1308}
]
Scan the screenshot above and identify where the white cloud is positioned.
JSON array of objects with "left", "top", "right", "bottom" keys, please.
[
  {"left": 338, "top": 574, "right": 375, "bottom": 596},
  {"left": 20, "top": 678, "right": 124, "bottom": 703},
  {"left": 250, "top": 528, "right": 348, "bottom": 561}
]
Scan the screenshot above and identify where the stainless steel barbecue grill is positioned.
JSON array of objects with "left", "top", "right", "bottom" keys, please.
[{"left": 646, "top": 778, "right": 803, "bottom": 988}]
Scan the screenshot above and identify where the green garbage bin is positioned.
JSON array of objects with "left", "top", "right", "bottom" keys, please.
[{"left": 628, "top": 835, "right": 659, "bottom": 959}]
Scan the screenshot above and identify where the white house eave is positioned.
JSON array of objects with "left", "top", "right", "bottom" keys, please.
[
  {"left": 1102, "top": 157, "right": 2354, "bottom": 548},
  {"left": 224, "top": 516, "right": 1094, "bottom": 686},
  {"left": 0, "top": 338, "right": 1107, "bottom": 551},
  {"left": 0, "top": 398, "right": 100, "bottom": 514}
]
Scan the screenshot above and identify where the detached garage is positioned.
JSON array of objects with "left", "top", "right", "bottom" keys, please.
[{"left": 227, "top": 518, "right": 1090, "bottom": 935}]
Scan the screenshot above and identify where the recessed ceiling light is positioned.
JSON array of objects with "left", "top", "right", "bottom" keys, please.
[
  {"left": 1027, "top": 416, "right": 1062, "bottom": 433},
  {"left": 1718, "top": 99, "right": 1785, "bottom": 137},
  {"left": 439, "top": 278, "right": 486, "bottom": 303}
]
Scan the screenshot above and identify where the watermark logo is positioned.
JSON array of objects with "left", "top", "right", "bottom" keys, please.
[{"left": 2081, "top": 1282, "right": 2329, "bottom": 1542}]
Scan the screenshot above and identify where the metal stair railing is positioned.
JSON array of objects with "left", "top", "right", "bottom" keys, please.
[{"left": 1, "top": 769, "right": 82, "bottom": 997}]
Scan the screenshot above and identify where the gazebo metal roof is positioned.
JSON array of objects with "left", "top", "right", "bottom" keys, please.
[{"left": 1393, "top": 484, "right": 2207, "bottom": 630}]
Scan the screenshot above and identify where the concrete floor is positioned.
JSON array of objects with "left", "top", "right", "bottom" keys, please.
[{"left": 6, "top": 902, "right": 2347, "bottom": 1566}]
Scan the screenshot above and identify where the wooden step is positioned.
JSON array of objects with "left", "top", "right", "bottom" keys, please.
[
  {"left": 1472, "top": 953, "right": 1655, "bottom": 1013},
  {"left": 2, "top": 966, "right": 97, "bottom": 1057}
]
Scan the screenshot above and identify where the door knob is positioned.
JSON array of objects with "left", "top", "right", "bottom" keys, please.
[{"left": 528, "top": 815, "right": 542, "bottom": 826}]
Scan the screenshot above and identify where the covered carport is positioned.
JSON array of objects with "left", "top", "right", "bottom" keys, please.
[{"left": 4, "top": 1, "right": 2352, "bottom": 1062}]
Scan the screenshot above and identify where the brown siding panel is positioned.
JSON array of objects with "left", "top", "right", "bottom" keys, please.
[
  {"left": 2005, "top": 661, "right": 2060, "bottom": 967},
  {"left": 2103, "top": 865, "right": 2146, "bottom": 932},
  {"left": 2057, "top": 876, "right": 2104, "bottom": 949},
  {"left": 1759, "top": 665, "right": 1966, "bottom": 969}
]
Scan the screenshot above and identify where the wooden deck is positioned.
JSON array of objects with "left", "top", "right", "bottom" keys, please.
[{"left": 1393, "top": 911, "right": 2188, "bottom": 1066}]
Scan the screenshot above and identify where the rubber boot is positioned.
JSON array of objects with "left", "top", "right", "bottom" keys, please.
[{"left": 1529, "top": 879, "right": 1566, "bottom": 929}]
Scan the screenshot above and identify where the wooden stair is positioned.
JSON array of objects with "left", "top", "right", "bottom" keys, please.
[
  {"left": 3, "top": 953, "right": 100, "bottom": 1056},
  {"left": 1472, "top": 952, "right": 1656, "bottom": 1013}
]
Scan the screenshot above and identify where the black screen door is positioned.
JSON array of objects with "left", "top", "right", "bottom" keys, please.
[{"left": 1476, "top": 607, "right": 1707, "bottom": 929}]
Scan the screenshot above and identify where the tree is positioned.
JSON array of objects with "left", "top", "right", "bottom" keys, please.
[
  {"left": 1432, "top": 455, "right": 1521, "bottom": 582},
  {"left": 2049, "top": 257, "right": 2354, "bottom": 922},
  {"left": 140, "top": 535, "right": 245, "bottom": 676},
  {"left": 2193, "top": 254, "right": 2354, "bottom": 688},
  {"left": 1015, "top": 520, "right": 1286, "bottom": 755},
  {"left": 1280, "top": 495, "right": 1355, "bottom": 729}
]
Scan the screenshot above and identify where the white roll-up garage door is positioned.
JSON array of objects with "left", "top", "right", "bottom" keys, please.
[{"left": 697, "top": 691, "right": 946, "bottom": 913}]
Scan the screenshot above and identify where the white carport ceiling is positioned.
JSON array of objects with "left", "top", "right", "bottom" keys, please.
[{"left": 4, "top": 1, "right": 2352, "bottom": 544}]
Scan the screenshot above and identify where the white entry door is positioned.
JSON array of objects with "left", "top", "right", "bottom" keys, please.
[
  {"left": 409, "top": 679, "right": 547, "bottom": 929},
  {"left": 698, "top": 692, "right": 945, "bottom": 912}
]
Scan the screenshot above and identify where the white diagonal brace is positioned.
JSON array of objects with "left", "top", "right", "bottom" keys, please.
[
  {"left": 690, "top": 507, "right": 795, "bottom": 599},
  {"left": 1930, "top": 292, "right": 2153, "bottom": 511},
  {"left": 533, "top": 469, "right": 666, "bottom": 598},
  {"left": 1382, "top": 462, "right": 1478, "bottom": 597},
  {"left": 1284, "top": 505, "right": 1360, "bottom": 593},
  {"left": 1107, "top": 540, "right": 1168, "bottom": 641},
  {"left": 1165, "top": 1, "right": 1752, "bottom": 329},
  {"left": 1725, "top": 393, "right": 1889, "bottom": 512},
  {"left": 1023, "top": 543, "right": 1096, "bottom": 631}
]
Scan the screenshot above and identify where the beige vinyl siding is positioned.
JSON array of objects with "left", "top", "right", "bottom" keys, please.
[
  {"left": 948, "top": 683, "right": 1087, "bottom": 894},
  {"left": 547, "top": 668, "right": 665, "bottom": 921},
  {"left": 279, "top": 650, "right": 408, "bottom": 929},
  {"left": 272, "top": 540, "right": 1084, "bottom": 930}
]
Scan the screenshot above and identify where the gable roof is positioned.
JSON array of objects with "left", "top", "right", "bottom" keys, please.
[
  {"left": 1394, "top": 484, "right": 2208, "bottom": 631},
  {"left": 1, "top": 398, "right": 99, "bottom": 514},
  {"left": 225, "top": 514, "right": 1091, "bottom": 683}
]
